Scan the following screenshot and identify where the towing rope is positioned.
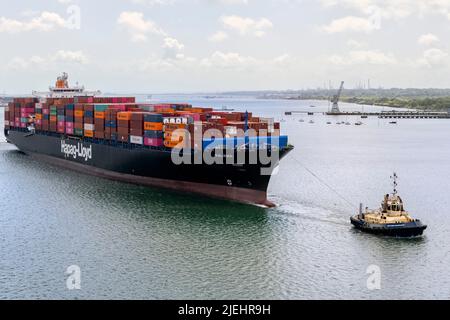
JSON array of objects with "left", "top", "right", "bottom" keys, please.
[{"left": 289, "top": 154, "right": 357, "bottom": 210}]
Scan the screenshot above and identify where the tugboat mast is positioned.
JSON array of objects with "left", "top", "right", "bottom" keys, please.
[{"left": 391, "top": 172, "right": 398, "bottom": 195}]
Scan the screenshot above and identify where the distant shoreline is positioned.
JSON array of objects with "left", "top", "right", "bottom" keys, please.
[{"left": 259, "top": 95, "right": 450, "bottom": 112}]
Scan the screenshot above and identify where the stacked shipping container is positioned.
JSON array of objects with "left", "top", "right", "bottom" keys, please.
[{"left": 4, "top": 97, "right": 284, "bottom": 149}]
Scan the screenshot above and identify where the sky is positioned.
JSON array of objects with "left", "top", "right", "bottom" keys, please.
[{"left": 1, "top": 0, "right": 450, "bottom": 94}]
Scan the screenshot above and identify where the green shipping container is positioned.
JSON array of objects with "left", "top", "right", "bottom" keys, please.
[
  {"left": 94, "top": 104, "right": 108, "bottom": 112},
  {"left": 74, "top": 128, "right": 84, "bottom": 136}
]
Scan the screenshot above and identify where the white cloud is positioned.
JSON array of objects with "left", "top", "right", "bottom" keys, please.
[
  {"left": 6, "top": 50, "right": 88, "bottom": 70},
  {"left": 320, "top": 0, "right": 450, "bottom": 21},
  {"left": 53, "top": 50, "right": 89, "bottom": 64},
  {"left": 347, "top": 39, "right": 367, "bottom": 48},
  {"left": 418, "top": 33, "right": 440, "bottom": 46},
  {"left": 321, "top": 16, "right": 379, "bottom": 33},
  {"left": 273, "top": 54, "right": 294, "bottom": 67},
  {"left": 328, "top": 50, "right": 397, "bottom": 65},
  {"left": 117, "top": 11, "right": 166, "bottom": 42},
  {"left": 208, "top": 31, "right": 228, "bottom": 42},
  {"left": 201, "top": 51, "right": 259, "bottom": 68},
  {"left": 221, "top": 15, "right": 273, "bottom": 37},
  {"left": 417, "top": 48, "right": 449, "bottom": 67},
  {"left": 217, "top": 0, "right": 249, "bottom": 4},
  {"left": 128, "top": 0, "right": 175, "bottom": 5},
  {"left": 0, "top": 11, "right": 67, "bottom": 33},
  {"left": 162, "top": 37, "right": 185, "bottom": 59}
]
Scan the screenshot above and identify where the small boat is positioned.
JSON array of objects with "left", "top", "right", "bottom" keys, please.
[
  {"left": 389, "top": 121, "right": 397, "bottom": 124},
  {"left": 350, "top": 173, "right": 427, "bottom": 237},
  {"left": 326, "top": 121, "right": 332, "bottom": 124},
  {"left": 310, "top": 105, "right": 316, "bottom": 108},
  {"left": 355, "top": 121, "right": 363, "bottom": 126},
  {"left": 345, "top": 122, "right": 351, "bottom": 125},
  {"left": 361, "top": 115, "right": 368, "bottom": 119},
  {"left": 309, "top": 120, "right": 314, "bottom": 124},
  {"left": 299, "top": 119, "right": 305, "bottom": 123}
]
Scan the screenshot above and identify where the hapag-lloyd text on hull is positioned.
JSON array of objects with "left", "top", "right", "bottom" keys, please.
[{"left": 61, "top": 140, "right": 92, "bottom": 161}]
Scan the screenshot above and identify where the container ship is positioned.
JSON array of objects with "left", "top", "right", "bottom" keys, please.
[{"left": 3, "top": 74, "right": 292, "bottom": 207}]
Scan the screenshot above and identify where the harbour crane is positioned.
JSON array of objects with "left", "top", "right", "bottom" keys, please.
[{"left": 331, "top": 81, "right": 344, "bottom": 113}]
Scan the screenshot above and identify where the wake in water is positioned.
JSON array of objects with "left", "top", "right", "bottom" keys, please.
[{"left": 268, "top": 194, "right": 350, "bottom": 227}]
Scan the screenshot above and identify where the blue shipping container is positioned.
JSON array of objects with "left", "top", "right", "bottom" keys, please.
[
  {"left": 144, "top": 114, "right": 163, "bottom": 123},
  {"left": 203, "top": 136, "right": 288, "bottom": 150}
]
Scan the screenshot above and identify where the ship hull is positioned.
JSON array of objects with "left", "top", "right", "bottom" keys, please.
[
  {"left": 350, "top": 216, "right": 427, "bottom": 237},
  {"left": 5, "top": 129, "right": 292, "bottom": 207}
]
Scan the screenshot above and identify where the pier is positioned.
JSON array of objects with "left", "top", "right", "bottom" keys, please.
[{"left": 285, "top": 110, "right": 450, "bottom": 119}]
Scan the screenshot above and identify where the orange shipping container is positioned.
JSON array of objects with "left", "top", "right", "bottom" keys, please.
[
  {"left": 117, "top": 112, "right": 131, "bottom": 121},
  {"left": 75, "top": 110, "right": 84, "bottom": 117},
  {"left": 84, "top": 130, "right": 94, "bottom": 138},
  {"left": 144, "top": 122, "right": 163, "bottom": 131},
  {"left": 95, "top": 111, "right": 105, "bottom": 119},
  {"left": 35, "top": 114, "right": 42, "bottom": 120},
  {"left": 164, "top": 123, "right": 187, "bottom": 131},
  {"left": 50, "top": 116, "right": 57, "bottom": 122},
  {"left": 164, "top": 131, "right": 186, "bottom": 141},
  {"left": 164, "top": 140, "right": 186, "bottom": 148}
]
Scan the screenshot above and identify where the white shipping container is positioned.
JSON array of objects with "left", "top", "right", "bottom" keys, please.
[
  {"left": 5, "top": 106, "right": 9, "bottom": 112},
  {"left": 5, "top": 120, "right": 10, "bottom": 126},
  {"left": 225, "top": 126, "right": 237, "bottom": 135},
  {"left": 130, "top": 135, "right": 143, "bottom": 145},
  {"left": 84, "top": 124, "right": 95, "bottom": 131},
  {"left": 35, "top": 103, "right": 43, "bottom": 108},
  {"left": 164, "top": 117, "right": 188, "bottom": 124}
]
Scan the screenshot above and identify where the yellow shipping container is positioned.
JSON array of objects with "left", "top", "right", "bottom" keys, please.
[{"left": 74, "top": 110, "right": 84, "bottom": 117}]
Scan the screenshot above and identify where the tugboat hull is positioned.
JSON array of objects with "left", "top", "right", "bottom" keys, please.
[{"left": 350, "top": 216, "right": 427, "bottom": 237}]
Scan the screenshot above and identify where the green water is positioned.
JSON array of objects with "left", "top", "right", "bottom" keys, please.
[{"left": 0, "top": 97, "right": 449, "bottom": 299}]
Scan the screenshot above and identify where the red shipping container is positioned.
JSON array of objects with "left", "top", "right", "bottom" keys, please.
[
  {"left": 118, "top": 120, "right": 130, "bottom": 128},
  {"left": 130, "top": 128, "right": 143, "bottom": 136},
  {"left": 94, "top": 131, "right": 105, "bottom": 139},
  {"left": 144, "top": 137, "right": 163, "bottom": 147},
  {"left": 130, "top": 120, "right": 143, "bottom": 129},
  {"left": 118, "top": 127, "right": 129, "bottom": 136},
  {"left": 84, "top": 117, "right": 94, "bottom": 124},
  {"left": 118, "top": 134, "right": 129, "bottom": 142}
]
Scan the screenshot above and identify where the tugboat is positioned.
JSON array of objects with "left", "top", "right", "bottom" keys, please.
[{"left": 350, "top": 173, "right": 427, "bottom": 237}]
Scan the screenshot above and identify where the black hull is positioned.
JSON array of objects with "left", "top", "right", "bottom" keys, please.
[
  {"left": 350, "top": 216, "right": 427, "bottom": 237},
  {"left": 5, "top": 129, "right": 292, "bottom": 206}
]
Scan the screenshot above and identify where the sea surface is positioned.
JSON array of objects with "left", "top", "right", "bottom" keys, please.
[{"left": 0, "top": 95, "right": 449, "bottom": 299}]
